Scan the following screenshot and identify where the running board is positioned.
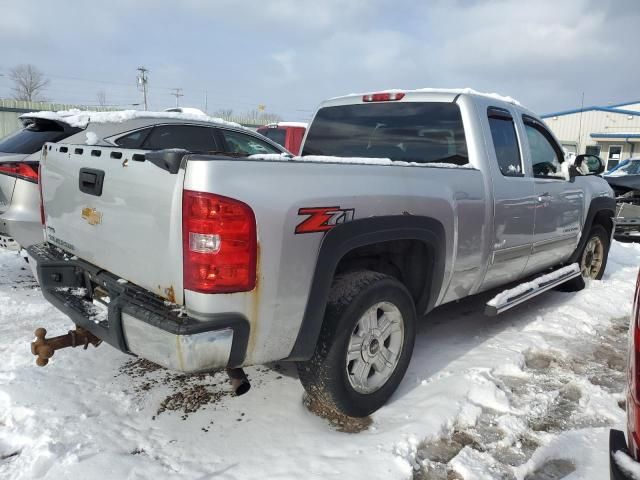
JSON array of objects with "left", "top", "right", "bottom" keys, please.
[{"left": 485, "top": 263, "right": 581, "bottom": 316}]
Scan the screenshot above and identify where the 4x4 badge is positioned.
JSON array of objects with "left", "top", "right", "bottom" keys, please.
[{"left": 81, "top": 207, "right": 102, "bottom": 226}]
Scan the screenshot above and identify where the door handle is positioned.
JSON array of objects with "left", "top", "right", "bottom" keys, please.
[{"left": 537, "top": 192, "right": 551, "bottom": 203}]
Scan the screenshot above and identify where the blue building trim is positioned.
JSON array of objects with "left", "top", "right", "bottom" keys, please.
[
  {"left": 608, "top": 100, "right": 640, "bottom": 109},
  {"left": 541, "top": 106, "right": 640, "bottom": 119},
  {"left": 590, "top": 133, "right": 640, "bottom": 139}
]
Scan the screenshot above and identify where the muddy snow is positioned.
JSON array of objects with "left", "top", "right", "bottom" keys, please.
[{"left": 1, "top": 242, "right": 639, "bottom": 479}]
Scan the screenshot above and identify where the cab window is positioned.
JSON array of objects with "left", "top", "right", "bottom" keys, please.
[{"left": 523, "top": 118, "right": 564, "bottom": 179}]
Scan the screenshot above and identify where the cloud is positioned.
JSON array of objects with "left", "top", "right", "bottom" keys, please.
[{"left": 0, "top": 0, "right": 639, "bottom": 118}]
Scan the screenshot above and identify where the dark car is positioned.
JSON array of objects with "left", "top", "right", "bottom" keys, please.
[{"left": 609, "top": 267, "right": 640, "bottom": 479}]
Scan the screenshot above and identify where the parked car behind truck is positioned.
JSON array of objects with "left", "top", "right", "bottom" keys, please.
[
  {"left": 256, "top": 121, "right": 307, "bottom": 154},
  {"left": 0, "top": 117, "right": 81, "bottom": 250},
  {"left": 28, "top": 89, "right": 615, "bottom": 417},
  {"left": 0, "top": 110, "right": 286, "bottom": 251}
]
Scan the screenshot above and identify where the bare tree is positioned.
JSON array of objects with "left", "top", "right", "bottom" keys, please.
[
  {"left": 213, "top": 109, "right": 234, "bottom": 121},
  {"left": 260, "top": 112, "right": 283, "bottom": 124},
  {"left": 96, "top": 90, "right": 107, "bottom": 107},
  {"left": 9, "top": 64, "right": 50, "bottom": 102}
]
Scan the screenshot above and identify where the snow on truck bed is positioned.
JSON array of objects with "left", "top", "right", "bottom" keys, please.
[
  {"left": 249, "top": 153, "right": 477, "bottom": 168},
  {"left": 1, "top": 242, "right": 639, "bottom": 479}
]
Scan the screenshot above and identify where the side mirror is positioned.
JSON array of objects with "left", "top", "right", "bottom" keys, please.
[
  {"left": 145, "top": 149, "right": 189, "bottom": 174},
  {"left": 575, "top": 154, "right": 605, "bottom": 175}
]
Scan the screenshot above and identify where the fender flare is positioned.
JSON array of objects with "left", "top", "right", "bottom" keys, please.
[
  {"left": 286, "top": 215, "right": 446, "bottom": 361},
  {"left": 568, "top": 196, "right": 616, "bottom": 264}
]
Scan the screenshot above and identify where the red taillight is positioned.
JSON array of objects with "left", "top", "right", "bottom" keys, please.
[
  {"left": 0, "top": 162, "right": 39, "bottom": 183},
  {"left": 628, "top": 268, "right": 640, "bottom": 458},
  {"left": 182, "top": 190, "right": 256, "bottom": 294},
  {"left": 362, "top": 92, "right": 405, "bottom": 102}
]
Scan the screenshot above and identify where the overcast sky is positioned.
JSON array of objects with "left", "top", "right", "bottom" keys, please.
[{"left": 1, "top": 0, "right": 638, "bottom": 121}]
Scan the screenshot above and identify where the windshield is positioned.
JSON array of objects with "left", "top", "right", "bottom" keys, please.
[
  {"left": 605, "top": 159, "right": 640, "bottom": 176},
  {"left": 0, "top": 121, "right": 75, "bottom": 154},
  {"left": 302, "top": 102, "right": 468, "bottom": 165}
]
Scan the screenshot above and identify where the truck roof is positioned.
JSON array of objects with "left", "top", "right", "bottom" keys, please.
[
  {"left": 322, "top": 87, "right": 523, "bottom": 109},
  {"left": 20, "top": 109, "right": 245, "bottom": 131}
]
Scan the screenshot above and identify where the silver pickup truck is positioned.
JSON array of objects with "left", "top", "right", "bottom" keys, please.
[{"left": 27, "top": 89, "right": 615, "bottom": 417}]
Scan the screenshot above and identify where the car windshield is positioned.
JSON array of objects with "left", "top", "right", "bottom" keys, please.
[
  {"left": 0, "top": 120, "right": 75, "bottom": 154},
  {"left": 605, "top": 159, "right": 640, "bottom": 176},
  {"left": 302, "top": 102, "right": 468, "bottom": 165}
]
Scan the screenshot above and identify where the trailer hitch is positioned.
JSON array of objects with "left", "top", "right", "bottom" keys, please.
[{"left": 31, "top": 327, "right": 102, "bottom": 366}]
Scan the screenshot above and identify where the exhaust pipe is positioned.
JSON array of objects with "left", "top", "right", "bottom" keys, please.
[{"left": 226, "top": 368, "right": 250, "bottom": 396}]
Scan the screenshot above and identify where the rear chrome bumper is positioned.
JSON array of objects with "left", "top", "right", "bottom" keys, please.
[
  {"left": 27, "top": 243, "right": 249, "bottom": 372},
  {"left": 610, "top": 429, "right": 635, "bottom": 480}
]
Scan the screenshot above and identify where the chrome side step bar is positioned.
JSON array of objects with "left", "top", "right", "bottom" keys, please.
[{"left": 485, "top": 263, "right": 581, "bottom": 316}]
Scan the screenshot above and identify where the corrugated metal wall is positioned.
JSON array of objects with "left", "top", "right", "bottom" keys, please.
[{"left": 544, "top": 109, "right": 640, "bottom": 153}]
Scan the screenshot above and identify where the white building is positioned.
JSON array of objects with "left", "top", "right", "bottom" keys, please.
[{"left": 542, "top": 100, "right": 640, "bottom": 170}]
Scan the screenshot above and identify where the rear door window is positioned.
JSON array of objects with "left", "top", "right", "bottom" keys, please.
[
  {"left": 0, "top": 120, "right": 76, "bottom": 154},
  {"left": 487, "top": 108, "right": 523, "bottom": 176},
  {"left": 142, "top": 125, "right": 219, "bottom": 152},
  {"left": 219, "top": 130, "right": 282, "bottom": 155},
  {"left": 302, "top": 102, "right": 468, "bottom": 165},
  {"left": 114, "top": 128, "right": 153, "bottom": 148}
]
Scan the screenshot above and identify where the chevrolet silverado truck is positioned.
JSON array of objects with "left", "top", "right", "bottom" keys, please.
[{"left": 27, "top": 89, "right": 616, "bottom": 417}]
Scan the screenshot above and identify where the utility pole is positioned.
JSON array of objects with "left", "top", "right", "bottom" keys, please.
[
  {"left": 171, "top": 88, "right": 184, "bottom": 108},
  {"left": 136, "top": 66, "right": 149, "bottom": 111},
  {"left": 204, "top": 90, "right": 208, "bottom": 114}
]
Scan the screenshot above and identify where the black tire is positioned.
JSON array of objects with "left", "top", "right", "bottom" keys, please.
[
  {"left": 297, "top": 270, "right": 416, "bottom": 417},
  {"left": 560, "top": 224, "right": 610, "bottom": 291}
]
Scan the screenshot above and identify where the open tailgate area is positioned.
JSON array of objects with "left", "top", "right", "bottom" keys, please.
[{"left": 40, "top": 143, "right": 184, "bottom": 304}]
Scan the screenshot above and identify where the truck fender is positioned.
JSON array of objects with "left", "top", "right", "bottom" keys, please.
[
  {"left": 285, "top": 215, "right": 446, "bottom": 361},
  {"left": 568, "top": 196, "right": 616, "bottom": 264}
]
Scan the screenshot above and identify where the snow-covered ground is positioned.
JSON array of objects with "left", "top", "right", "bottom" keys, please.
[{"left": 1, "top": 242, "right": 639, "bottom": 479}]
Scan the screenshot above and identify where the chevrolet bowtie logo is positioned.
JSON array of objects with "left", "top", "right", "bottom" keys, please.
[{"left": 81, "top": 207, "right": 102, "bottom": 226}]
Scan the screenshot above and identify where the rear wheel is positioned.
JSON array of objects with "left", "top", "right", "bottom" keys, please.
[
  {"left": 297, "top": 271, "right": 416, "bottom": 418},
  {"left": 561, "top": 224, "right": 610, "bottom": 291}
]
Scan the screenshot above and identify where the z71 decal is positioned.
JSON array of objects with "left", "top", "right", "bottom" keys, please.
[{"left": 295, "top": 206, "right": 355, "bottom": 234}]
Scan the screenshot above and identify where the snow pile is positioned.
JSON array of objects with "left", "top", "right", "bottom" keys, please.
[
  {"left": 84, "top": 132, "right": 99, "bottom": 145},
  {"left": 614, "top": 451, "right": 640, "bottom": 479},
  {"left": 332, "top": 87, "right": 522, "bottom": 106},
  {"left": 487, "top": 263, "right": 580, "bottom": 307},
  {"left": 0, "top": 242, "right": 639, "bottom": 479},
  {"left": 248, "top": 153, "right": 476, "bottom": 169},
  {"left": 20, "top": 109, "right": 243, "bottom": 130}
]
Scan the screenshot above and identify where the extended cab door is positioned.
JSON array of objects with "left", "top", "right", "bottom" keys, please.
[
  {"left": 481, "top": 106, "right": 536, "bottom": 290},
  {"left": 521, "top": 116, "right": 583, "bottom": 273}
]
